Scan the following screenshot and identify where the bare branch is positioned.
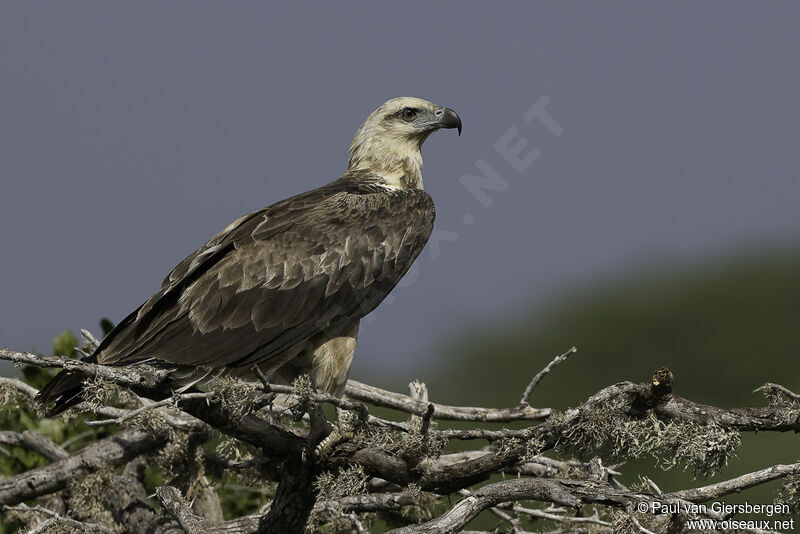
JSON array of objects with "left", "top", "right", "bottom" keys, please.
[
  {"left": 0, "top": 430, "right": 69, "bottom": 462},
  {"left": 0, "top": 348, "right": 170, "bottom": 391},
  {"left": 383, "top": 477, "right": 679, "bottom": 534},
  {"left": 755, "top": 382, "right": 800, "bottom": 402},
  {"left": 87, "top": 391, "right": 214, "bottom": 427},
  {"left": 80, "top": 329, "right": 101, "bottom": 352},
  {"left": 0, "top": 428, "right": 166, "bottom": 507},
  {"left": 195, "top": 492, "right": 422, "bottom": 534},
  {"left": 346, "top": 379, "right": 551, "bottom": 422},
  {"left": 318, "top": 491, "right": 419, "bottom": 513},
  {"left": 0, "top": 376, "right": 39, "bottom": 399},
  {"left": 4, "top": 344, "right": 799, "bottom": 534},
  {"left": 671, "top": 461, "right": 800, "bottom": 502},
  {"left": 518, "top": 346, "right": 577, "bottom": 407},
  {"left": 512, "top": 504, "right": 613, "bottom": 528}
]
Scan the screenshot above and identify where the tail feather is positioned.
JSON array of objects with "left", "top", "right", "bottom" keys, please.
[{"left": 36, "top": 370, "right": 86, "bottom": 415}]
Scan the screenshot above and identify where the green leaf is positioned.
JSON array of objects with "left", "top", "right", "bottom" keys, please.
[
  {"left": 100, "top": 317, "right": 115, "bottom": 336},
  {"left": 53, "top": 329, "right": 78, "bottom": 358},
  {"left": 21, "top": 365, "right": 55, "bottom": 390}
]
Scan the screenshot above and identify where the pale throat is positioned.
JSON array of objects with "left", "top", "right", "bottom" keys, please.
[{"left": 348, "top": 138, "right": 425, "bottom": 190}]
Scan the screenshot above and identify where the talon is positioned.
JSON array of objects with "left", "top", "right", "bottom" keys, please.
[{"left": 315, "top": 407, "right": 355, "bottom": 459}]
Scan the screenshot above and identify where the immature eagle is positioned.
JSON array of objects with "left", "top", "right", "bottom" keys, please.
[{"left": 38, "top": 97, "right": 462, "bottom": 414}]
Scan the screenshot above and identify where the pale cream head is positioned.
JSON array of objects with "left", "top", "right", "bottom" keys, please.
[{"left": 348, "top": 97, "right": 462, "bottom": 190}]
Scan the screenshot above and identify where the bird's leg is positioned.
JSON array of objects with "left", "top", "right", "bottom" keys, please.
[
  {"left": 315, "top": 406, "right": 356, "bottom": 460},
  {"left": 304, "top": 402, "right": 332, "bottom": 463},
  {"left": 308, "top": 403, "right": 330, "bottom": 438}
]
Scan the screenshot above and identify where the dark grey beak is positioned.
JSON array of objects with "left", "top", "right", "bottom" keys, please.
[{"left": 433, "top": 107, "right": 463, "bottom": 136}]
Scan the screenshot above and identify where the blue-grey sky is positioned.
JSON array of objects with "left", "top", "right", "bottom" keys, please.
[{"left": 1, "top": 2, "right": 799, "bottom": 380}]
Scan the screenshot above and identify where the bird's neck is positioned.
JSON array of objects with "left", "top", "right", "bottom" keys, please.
[
  {"left": 347, "top": 138, "right": 425, "bottom": 190},
  {"left": 372, "top": 157, "right": 424, "bottom": 190}
]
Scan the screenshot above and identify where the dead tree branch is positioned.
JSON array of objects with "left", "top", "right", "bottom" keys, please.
[
  {"left": 0, "top": 428, "right": 167, "bottom": 507},
  {"left": 0, "top": 430, "right": 69, "bottom": 462},
  {"left": 518, "top": 346, "right": 577, "bottom": 407},
  {"left": 1, "top": 346, "right": 798, "bottom": 533},
  {"left": 156, "top": 485, "right": 205, "bottom": 534},
  {"left": 346, "top": 379, "right": 550, "bottom": 422}
]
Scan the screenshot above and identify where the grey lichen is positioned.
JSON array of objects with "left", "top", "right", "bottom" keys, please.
[
  {"left": 216, "top": 435, "right": 254, "bottom": 463},
  {"left": 777, "top": 472, "right": 800, "bottom": 513},
  {"left": 129, "top": 408, "right": 170, "bottom": 438},
  {"left": 313, "top": 465, "right": 368, "bottom": 501},
  {"left": 67, "top": 467, "right": 122, "bottom": 532},
  {"left": 759, "top": 384, "right": 800, "bottom": 423},
  {"left": 401, "top": 417, "right": 447, "bottom": 461},
  {"left": 551, "top": 406, "right": 739, "bottom": 477},
  {"left": 655, "top": 419, "right": 739, "bottom": 477},
  {"left": 211, "top": 377, "right": 260, "bottom": 422},
  {"left": 81, "top": 377, "right": 135, "bottom": 412},
  {"left": 0, "top": 382, "right": 25, "bottom": 411}
]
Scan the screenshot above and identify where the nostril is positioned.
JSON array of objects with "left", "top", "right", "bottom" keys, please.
[{"left": 434, "top": 109, "right": 443, "bottom": 116}]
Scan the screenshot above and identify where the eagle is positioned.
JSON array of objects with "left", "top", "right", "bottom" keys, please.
[{"left": 38, "top": 97, "right": 462, "bottom": 415}]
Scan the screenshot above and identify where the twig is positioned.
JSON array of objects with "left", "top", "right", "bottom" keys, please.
[
  {"left": 5, "top": 344, "right": 800, "bottom": 534},
  {"left": 86, "top": 391, "right": 214, "bottom": 427},
  {"left": 384, "top": 477, "right": 718, "bottom": 534},
  {"left": 251, "top": 377, "right": 408, "bottom": 435},
  {"left": 80, "top": 329, "right": 100, "bottom": 352},
  {"left": 0, "top": 348, "right": 171, "bottom": 391},
  {"left": 670, "top": 461, "right": 800, "bottom": 502},
  {"left": 349, "top": 373, "right": 800, "bottom": 496},
  {"left": 437, "top": 427, "right": 537, "bottom": 441},
  {"left": 755, "top": 382, "right": 800, "bottom": 403},
  {"left": 409, "top": 380, "right": 435, "bottom": 438},
  {"left": 518, "top": 346, "right": 577, "bottom": 407},
  {"left": 512, "top": 504, "right": 613, "bottom": 528},
  {"left": 346, "top": 379, "right": 551, "bottom": 422},
  {"left": 259, "top": 382, "right": 370, "bottom": 420}
]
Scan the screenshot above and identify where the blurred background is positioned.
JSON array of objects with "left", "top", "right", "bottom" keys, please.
[{"left": 1, "top": 0, "right": 799, "bottom": 521}]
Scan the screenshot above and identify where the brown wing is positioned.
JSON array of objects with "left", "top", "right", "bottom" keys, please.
[{"left": 92, "top": 175, "right": 435, "bottom": 369}]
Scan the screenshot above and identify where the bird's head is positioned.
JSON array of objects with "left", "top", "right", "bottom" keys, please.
[{"left": 348, "top": 97, "right": 462, "bottom": 189}]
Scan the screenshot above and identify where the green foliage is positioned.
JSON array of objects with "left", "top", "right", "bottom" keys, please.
[
  {"left": 0, "top": 327, "right": 274, "bottom": 533},
  {"left": 99, "top": 318, "right": 115, "bottom": 336},
  {"left": 436, "top": 247, "right": 800, "bottom": 409},
  {"left": 21, "top": 364, "right": 56, "bottom": 392},
  {"left": 428, "top": 245, "right": 800, "bottom": 524},
  {"left": 52, "top": 330, "right": 78, "bottom": 358},
  {"left": 0, "top": 332, "right": 96, "bottom": 534}
]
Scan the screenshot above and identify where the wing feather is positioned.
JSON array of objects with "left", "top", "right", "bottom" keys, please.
[{"left": 93, "top": 174, "right": 435, "bottom": 371}]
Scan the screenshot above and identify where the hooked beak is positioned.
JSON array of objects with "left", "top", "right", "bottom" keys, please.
[{"left": 427, "top": 107, "right": 463, "bottom": 136}]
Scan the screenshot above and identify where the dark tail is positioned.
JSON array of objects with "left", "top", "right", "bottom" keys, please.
[{"left": 36, "top": 370, "right": 87, "bottom": 415}]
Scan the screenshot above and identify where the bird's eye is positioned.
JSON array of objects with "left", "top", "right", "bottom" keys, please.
[{"left": 401, "top": 108, "right": 418, "bottom": 122}]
